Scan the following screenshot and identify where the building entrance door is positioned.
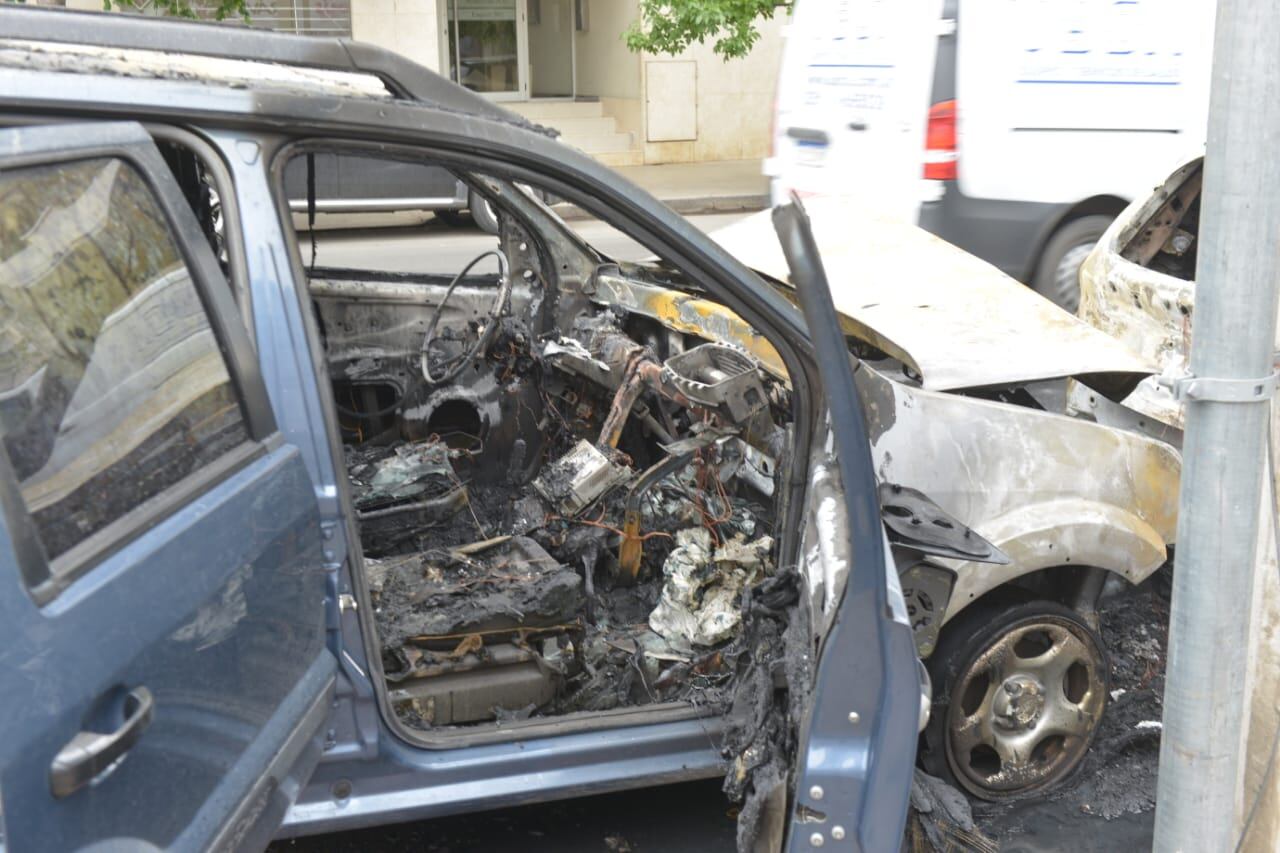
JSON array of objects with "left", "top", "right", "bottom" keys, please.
[
  {"left": 445, "top": 0, "right": 527, "bottom": 99},
  {"left": 527, "top": 0, "right": 575, "bottom": 97}
]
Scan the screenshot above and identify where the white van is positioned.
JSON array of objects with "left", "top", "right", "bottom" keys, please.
[{"left": 765, "top": 0, "right": 1216, "bottom": 310}]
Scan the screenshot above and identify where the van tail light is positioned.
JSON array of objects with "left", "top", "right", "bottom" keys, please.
[{"left": 923, "top": 100, "right": 958, "bottom": 181}]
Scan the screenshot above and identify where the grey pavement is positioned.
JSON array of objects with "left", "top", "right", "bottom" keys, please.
[
  {"left": 541, "top": 160, "right": 770, "bottom": 220},
  {"left": 298, "top": 160, "right": 767, "bottom": 235},
  {"left": 312, "top": 211, "right": 752, "bottom": 273},
  {"left": 607, "top": 159, "right": 770, "bottom": 216}
]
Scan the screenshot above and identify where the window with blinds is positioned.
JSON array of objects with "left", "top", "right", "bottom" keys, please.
[
  {"left": 192, "top": 0, "right": 351, "bottom": 36},
  {"left": 10, "top": 0, "right": 356, "bottom": 37}
]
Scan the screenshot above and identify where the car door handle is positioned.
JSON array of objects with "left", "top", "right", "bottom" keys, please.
[{"left": 50, "top": 686, "right": 154, "bottom": 798}]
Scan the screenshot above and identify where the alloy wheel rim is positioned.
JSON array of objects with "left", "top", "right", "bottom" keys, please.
[
  {"left": 1052, "top": 242, "right": 1095, "bottom": 313},
  {"left": 945, "top": 615, "right": 1106, "bottom": 798}
]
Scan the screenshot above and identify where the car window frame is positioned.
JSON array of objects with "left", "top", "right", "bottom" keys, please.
[
  {"left": 0, "top": 115, "right": 256, "bottom": 334},
  {"left": 0, "top": 122, "right": 279, "bottom": 604},
  {"left": 264, "top": 133, "right": 820, "bottom": 750}
]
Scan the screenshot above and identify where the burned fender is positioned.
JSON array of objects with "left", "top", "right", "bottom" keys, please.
[
  {"left": 940, "top": 498, "right": 1167, "bottom": 622},
  {"left": 855, "top": 365, "right": 1181, "bottom": 623}
]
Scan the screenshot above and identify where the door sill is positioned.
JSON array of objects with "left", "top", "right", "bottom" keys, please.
[{"left": 388, "top": 699, "right": 722, "bottom": 750}]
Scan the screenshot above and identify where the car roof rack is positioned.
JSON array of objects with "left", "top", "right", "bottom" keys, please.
[{"left": 0, "top": 6, "right": 557, "bottom": 138}]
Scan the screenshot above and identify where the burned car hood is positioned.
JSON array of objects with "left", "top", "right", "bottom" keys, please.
[{"left": 710, "top": 197, "right": 1157, "bottom": 397}]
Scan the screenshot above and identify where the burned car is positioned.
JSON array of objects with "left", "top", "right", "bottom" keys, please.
[
  {"left": 710, "top": 202, "right": 1181, "bottom": 800},
  {"left": 0, "top": 9, "right": 1178, "bottom": 853},
  {"left": 1076, "top": 157, "right": 1280, "bottom": 845}
]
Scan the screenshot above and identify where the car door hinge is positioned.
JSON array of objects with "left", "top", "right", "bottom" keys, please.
[{"left": 1157, "top": 370, "right": 1280, "bottom": 403}]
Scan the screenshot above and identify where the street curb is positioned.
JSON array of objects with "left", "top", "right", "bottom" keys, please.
[{"left": 554, "top": 193, "right": 769, "bottom": 221}]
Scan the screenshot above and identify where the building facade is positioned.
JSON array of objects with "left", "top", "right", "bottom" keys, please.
[
  {"left": 51, "top": 0, "right": 780, "bottom": 165},
  {"left": 346, "top": 0, "right": 782, "bottom": 166}
]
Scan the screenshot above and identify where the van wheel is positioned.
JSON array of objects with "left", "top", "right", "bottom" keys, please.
[
  {"left": 468, "top": 190, "right": 500, "bottom": 235},
  {"left": 1031, "top": 215, "right": 1113, "bottom": 313},
  {"left": 920, "top": 600, "right": 1108, "bottom": 800}
]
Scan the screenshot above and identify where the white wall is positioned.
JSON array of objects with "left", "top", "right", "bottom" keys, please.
[
  {"left": 573, "top": 0, "right": 641, "bottom": 100},
  {"left": 352, "top": 0, "right": 442, "bottom": 73},
  {"left": 640, "top": 12, "right": 783, "bottom": 163}
]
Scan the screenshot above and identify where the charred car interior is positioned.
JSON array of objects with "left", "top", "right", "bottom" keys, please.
[
  {"left": 126, "top": 111, "right": 1176, "bottom": 814},
  {"left": 290, "top": 146, "right": 800, "bottom": 736}
]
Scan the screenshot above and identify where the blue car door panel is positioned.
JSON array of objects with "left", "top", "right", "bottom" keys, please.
[{"left": 0, "top": 122, "right": 334, "bottom": 851}]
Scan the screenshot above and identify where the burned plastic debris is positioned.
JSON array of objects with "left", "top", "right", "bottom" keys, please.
[
  {"left": 323, "top": 277, "right": 791, "bottom": 737},
  {"left": 649, "top": 529, "right": 776, "bottom": 650},
  {"left": 347, "top": 438, "right": 468, "bottom": 555},
  {"left": 374, "top": 536, "right": 583, "bottom": 646},
  {"left": 533, "top": 439, "right": 632, "bottom": 516}
]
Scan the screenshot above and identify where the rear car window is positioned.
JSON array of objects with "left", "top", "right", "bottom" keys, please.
[{"left": 0, "top": 157, "right": 249, "bottom": 567}]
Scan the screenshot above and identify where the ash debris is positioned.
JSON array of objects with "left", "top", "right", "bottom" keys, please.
[
  {"left": 323, "top": 281, "right": 793, "bottom": 735},
  {"left": 313, "top": 239, "right": 809, "bottom": 851},
  {"left": 904, "top": 572, "right": 1170, "bottom": 852}
]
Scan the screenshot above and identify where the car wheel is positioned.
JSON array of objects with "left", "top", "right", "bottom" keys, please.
[
  {"left": 435, "top": 208, "right": 471, "bottom": 228},
  {"left": 1031, "top": 214, "right": 1113, "bottom": 313},
  {"left": 921, "top": 599, "right": 1109, "bottom": 801},
  {"left": 468, "top": 190, "right": 500, "bottom": 235}
]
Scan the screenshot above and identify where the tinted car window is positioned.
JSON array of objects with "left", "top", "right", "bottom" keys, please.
[{"left": 0, "top": 157, "right": 249, "bottom": 566}]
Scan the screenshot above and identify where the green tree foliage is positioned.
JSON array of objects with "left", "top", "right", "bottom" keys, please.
[
  {"left": 102, "top": 0, "right": 248, "bottom": 22},
  {"left": 625, "top": 0, "right": 791, "bottom": 60}
]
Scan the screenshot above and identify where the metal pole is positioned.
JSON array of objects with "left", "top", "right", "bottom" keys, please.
[{"left": 1154, "top": 1, "right": 1280, "bottom": 849}]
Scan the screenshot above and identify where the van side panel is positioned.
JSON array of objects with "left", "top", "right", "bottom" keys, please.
[
  {"left": 767, "top": 0, "right": 944, "bottom": 222},
  {"left": 955, "top": 0, "right": 1213, "bottom": 205}
]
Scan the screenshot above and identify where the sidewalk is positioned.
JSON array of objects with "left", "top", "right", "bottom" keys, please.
[
  {"left": 616, "top": 159, "right": 770, "bottom": 215},
  {"left": 559, "top": 159, "right": 770, "bottom": 219}
]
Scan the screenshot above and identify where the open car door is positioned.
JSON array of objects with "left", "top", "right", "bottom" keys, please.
[
  {"left": 0, "top": 123, "right": 334, "bottom": 850},
  {"left": 774, "top": 200, "right": 924, "bottom": 852}
]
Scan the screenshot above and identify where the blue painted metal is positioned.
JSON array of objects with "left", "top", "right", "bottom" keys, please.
[
  {"left": 774, "top": 201, "right": 920, "bottom": 853},
  {"left": 0, "top": 123, "right": 333, "bottom": 850},
  {"left": 280, "top": 717, "right": 726, "bottom": 836}
]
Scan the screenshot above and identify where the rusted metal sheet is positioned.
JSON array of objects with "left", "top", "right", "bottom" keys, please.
[
  {"left": 0, "top": 38, "right": 391, "bottom": 100},
  {"left": 1076, "top": 158, "right": 1205, "bottom": 431},
  {"left": 592, "top": 273, "right": 789, "bottom": 378},
  {"left": 708, "top": 197, "right": 1158, "bottom": 395}
]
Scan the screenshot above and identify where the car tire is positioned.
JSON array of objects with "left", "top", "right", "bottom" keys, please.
[
  {"left": 435, "top": 209, "right": 471, "bottom": 228},
  {"left": 1031, "top": 214, "right": 1113, "bottom": 313},
  {"left": 468, "top": 190, "right": 500, "bottom": 235},
  {"left": 920, "top": 599, "right": 1109, "bottom": 801}
]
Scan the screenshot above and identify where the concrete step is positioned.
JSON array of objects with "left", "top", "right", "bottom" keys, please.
[
  {"left": 593, "top": 150, "right": 645, "bottom": 168},
  {"left": 508, "top": 99, "right": 641, "bottom": 162},
  {"left": 571, "top": 131, "right": 636, "bottom": 154},
  {"left": 544, "top": 115, "right": 618, "bottom": 137},
  {"left": 506, "top": 99, "right": 604, "bottom": 119}
]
